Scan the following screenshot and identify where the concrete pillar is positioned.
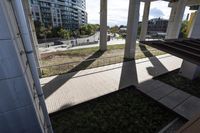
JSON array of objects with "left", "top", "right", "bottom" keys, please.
[
  {"left": 124, "top": 0, "right": 140, "bottom": 59},
  {"left": 179, "top": 61, "right": 200, "bottom": 80},
  {"left": 166, "top": 0, "right": 187, "bottom": 39},
  {"left": 179, "top": 8, "right": 200, "bottom": 80},
  {"left": 188, "top": 8, "right": 200, "bottom": 38},
  {"left": 0, "top": 0, "right": 52, "bottom": 132},
  {"left": 139, "top": 1, "right": 151, "bottom": 42},
  {"left": 100, "top": 0, "right": 107, "bottom": 51}
]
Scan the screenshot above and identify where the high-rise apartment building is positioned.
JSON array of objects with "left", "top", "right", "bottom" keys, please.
[{"left": 29, "top": 0, "right": 87, "bottom": 30}]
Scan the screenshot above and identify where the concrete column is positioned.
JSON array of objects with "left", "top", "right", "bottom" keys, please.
[
  {"left": 124, "top": 0, "right": 140, "bottom": 59},
  {"left": 139, "top": 1, "right": 151, "bottom": 42},
  {"left": 179, "top": 8, "right": 200, "bottom": 80},
  {"left": 100, "top": 0, "right": 107, "bottom": 51},
  {"left": 188, "top": 8, "right": 200, "bottom": 38},
  {"left": 166, "top": 0, "right": 187, "bottom": 39}
]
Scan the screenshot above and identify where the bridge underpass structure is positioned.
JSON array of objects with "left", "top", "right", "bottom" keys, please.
[
  {"left": 0, "top": 0, "right": 200, "bottom": 132},
  {"left": 139, "top": 1, "right": 200, "bottom": 80}
]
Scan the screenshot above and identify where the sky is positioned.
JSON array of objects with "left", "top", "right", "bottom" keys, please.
[{"left": 86, "top": 0, "right": 193, "bottom": 26}]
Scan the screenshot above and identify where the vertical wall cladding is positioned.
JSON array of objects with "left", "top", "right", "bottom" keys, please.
[
  {"left": 0, "top": 5, "right": 10, "bottom": 40},
  {"left": 0, "top": 104, "right": 43, "bottom": 133},
  {"left": 0, "top": 1, "right": 25, "bottom": 81},
  {"left": 0, "top": 0, "right": 49, "bottom": 132}
]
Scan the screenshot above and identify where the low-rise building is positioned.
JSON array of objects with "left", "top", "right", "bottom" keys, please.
[{"left": 147, "top": 18, "right": 168, "bottom": 36}]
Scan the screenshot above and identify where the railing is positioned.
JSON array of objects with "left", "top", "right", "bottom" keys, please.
[
  {"left": 39, "top": 48, "right": 166, "bottom": 78},
  {"left": 39, "top": 54, "right": 125, "bottom": 77}
]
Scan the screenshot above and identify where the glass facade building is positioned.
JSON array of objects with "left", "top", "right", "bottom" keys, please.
[{"left": 30, "top": 0, "right": 87, "bottom": 30}]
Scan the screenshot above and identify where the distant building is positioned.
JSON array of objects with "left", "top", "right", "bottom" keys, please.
[
  {"left": 119, "top": 26, "right": 127, "bottom": 38},
  {"left": 119, "top": 19, "right": 168, "bottom": 38},
  {"left": 147, "top": 18, "right": 168, "bottom": 35},
  {"left": 29, "top": 0, "right": 88, "bottom": 30}
]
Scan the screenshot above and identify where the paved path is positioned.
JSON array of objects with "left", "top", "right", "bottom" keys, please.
[
  {"left": 41, "top": 54, "right": 183, "bottom": 114},
  {"left": 39, "top": 39, "right": 126, "bottom": 53},
  {"left": 68, "top": 39, "right": 126, "bottom": 50},
  {"left": 138, "top": 79, "right": 200, "bottom": 120}
]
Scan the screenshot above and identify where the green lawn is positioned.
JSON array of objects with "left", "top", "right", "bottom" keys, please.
[
  {"left": 155, "top": 69, "right": 200, "bottom": 98},
  {"left": 50, "top": 86, "right": 177, "bottom": 133},
  {"left": 40, "top": 44, "right": 166, "bottom": 77}
]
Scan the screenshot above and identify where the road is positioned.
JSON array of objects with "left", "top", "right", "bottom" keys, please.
[{"left": 39, "top": 38, "right": 128, "bottom": 53}]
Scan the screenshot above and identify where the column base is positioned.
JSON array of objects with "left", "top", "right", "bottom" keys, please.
[
  {"left": 123, "top": 57, "right": 135, "bottom": 62},
  {"left": 124, "top": 53, "right": 135, "bottom": 61},
  {"left": 179, "top": 60, "right": 200, "bottom": 80},
  {"left": 139, "top": 42, "right": 146, "bottom": 46},
  {"left": 99, "top": 47, "right": 107, "bottom": 51},
  {"left": 99, "top": 42, "right": 107, "bottom": 51}
]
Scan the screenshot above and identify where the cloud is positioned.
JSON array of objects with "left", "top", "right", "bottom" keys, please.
[
  {"left": 86, "top": 0, "right": 100, "bottom": 24},
  {"left": 150, "top": 8, "right": 165, "bottom": 18},
  {"left": 86, "top": 0, "right": 192, "bottom": 26},
  {"left": 107, "top": 0, "right": 129, "bottom": 26}
]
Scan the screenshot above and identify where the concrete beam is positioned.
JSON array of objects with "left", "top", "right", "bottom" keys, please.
[
  {"left": 140, "top": 1, "right": 151, "bottom": 42},
  {"left": 187, "top": 0, "right": 200, "bottom": 6},
  {"left": 100, "top": 0, "right": 107, "bottom": 51},
  {"left": 124, "top": 0, "right": 140, "bottom": 59}
]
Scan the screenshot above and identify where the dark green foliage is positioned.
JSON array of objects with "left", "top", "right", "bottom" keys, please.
[
  {"left": 50, "top": 87, "right": 176, "bottom": 133},
  {"left": 110, "top": 25, "right": 119, "bottom": 34},
  {"left": 155, "top": 69, "right": 200, "bottom": 98},
  {"left": 79, "top": 24, "right": 100, "bottom": 36},
  {"left": 50, "top": 27, "right": 62, "bottom": 38},
  {"left": 58, "top": 28, "right": 71, "bottom": 39},
  {"left": 34, "top": 21, "right": 100, "bottom": 39},
  {"left": 180, "top": 20, "right": 189, "bottom": 38}
]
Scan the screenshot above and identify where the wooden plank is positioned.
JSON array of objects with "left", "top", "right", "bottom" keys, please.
[
  {"left": 180, "top": 41, "right": 200, "bottom": 50},
  {"left": 164, "top": 42, "right": 200, "bottom": 55},
  {"left": 140, "top": 39, "right": 200, "bottom": 66},
  {"left": 173, "top": 41, "right": 200, "bottom": 51},
  {"left": 177, "top": 113, "right": 200, "bottom": 133}
]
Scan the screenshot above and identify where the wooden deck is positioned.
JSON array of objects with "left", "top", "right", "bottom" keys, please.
[
  {"left": 177, "top": 113, "right": 200, "bottom": 133},
  {"left": 140, "top": 38, "right": 200, "bottom": 66},
  {"left": 141, "top": 38, "right": 200, "bottom": 132}
]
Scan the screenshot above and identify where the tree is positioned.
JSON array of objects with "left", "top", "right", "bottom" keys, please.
[
  {"left": 34, "top": 21, "right": 52, "bottom": 39},
  {"left": 34, "top": 21, "right": 100, "bottom": 39},
  {"left": 180, "top": 20, "right": 189, "bottom": 38},
  {"left": 72, "top": 30, "right": 80, "bottom": 38},
  {"left": 51, "top": 27, "right": 62, "bottom": 38},
  {"left": 58, "top": 28, "right": 71, "bottom": 40},
  {"left": 137, "top": 24, "right": 141, "bottom": 36},
  {"left": 110, "top": 25, "right": 119, "bottom": 35},
  {"left": 34, "top": 21, "right": 43, "bottom": 39},
  {"left": 119, "top": 25, "right": 125, "bottom": 29},
  {"left": 39, "top": 25, "right": 51, "bottom": 40},
  {"left": 79, "top": 24, "right": 99, "bottom": 36},
  {"left": 94, "top": 24, "right": 100, "bottom": 31}
]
